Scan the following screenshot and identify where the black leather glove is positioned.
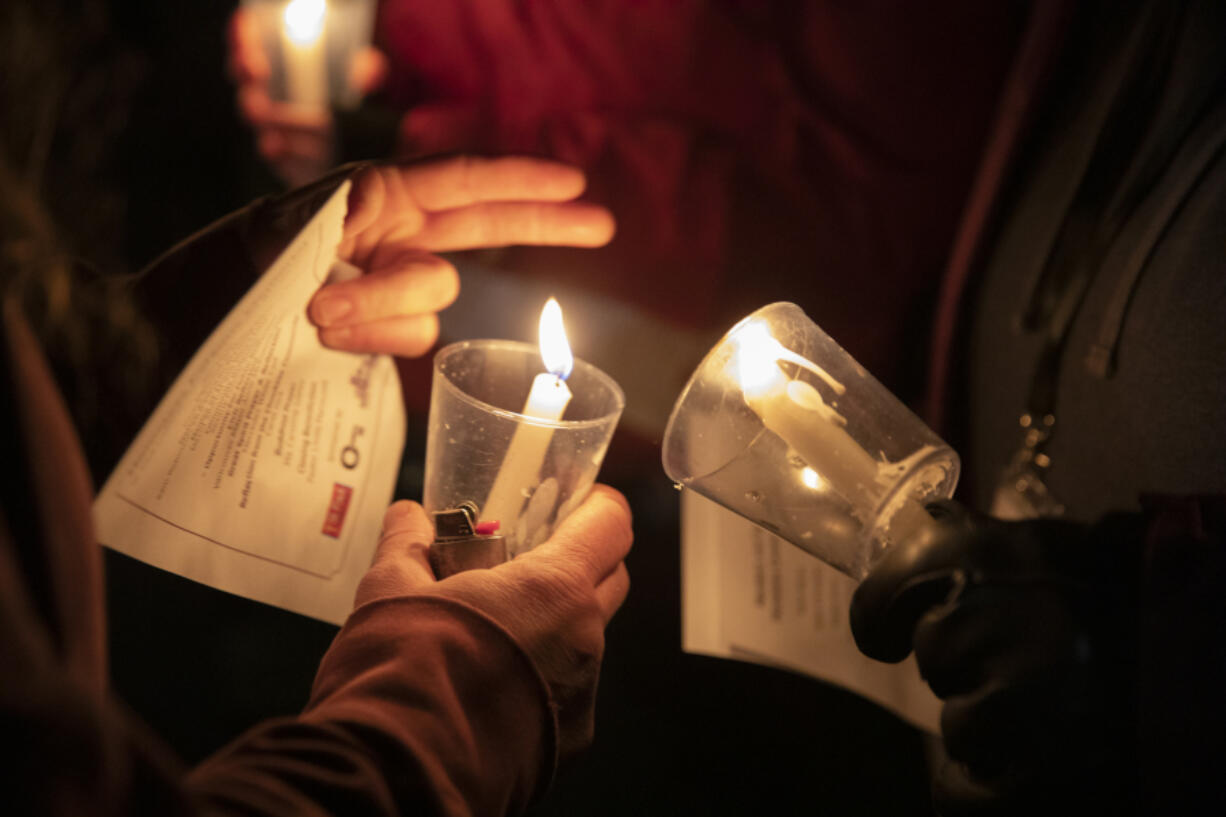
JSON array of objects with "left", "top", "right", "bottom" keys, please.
[{"left": 851, "top": 502, "right": 1142, "bottom": 816}]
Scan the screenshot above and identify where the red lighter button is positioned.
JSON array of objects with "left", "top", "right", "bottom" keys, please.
[{"left": 475, "top": 521, "right": 501, "bottom": 535}]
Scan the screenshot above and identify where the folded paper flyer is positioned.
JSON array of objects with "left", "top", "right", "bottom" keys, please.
[
  {"left": 94, "top": 183, "right": 405, "bottom": 625},
  {"left": 682, "top": 489, "right": 941, "bottom": 733}
]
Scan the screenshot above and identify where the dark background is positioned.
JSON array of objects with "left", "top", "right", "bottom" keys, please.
[{"left": 92, "top": 2, "right": 933, "bottom": 814}]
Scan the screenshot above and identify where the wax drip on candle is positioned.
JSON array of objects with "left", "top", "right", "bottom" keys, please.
[
  {"left": 734, "top": 321, "right": 877, "bottom": 498},
  {"left": 731, "top": 321, "right": 844, "bottom": 397},
  {"left": 786, "top": 379, "right": 848, "bottom": 428},
  {"left": 730, "top": 317, "right": 940, "bottom": 556}
]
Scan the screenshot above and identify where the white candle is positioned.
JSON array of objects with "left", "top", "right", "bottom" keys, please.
[
  {"left": 737, "top": 338, "right": 880, "bottom": 508},
  {"left": 732, "top": 319, "right": 932, "bottom": 543},
  {"left": 752, "top": 379, "right": 881, "bottom": 507},
  {"left": 281, "top": 0, "right": 329, "bottom": 109},
  {"left": 480, "top": 299, "right": 574, "bottom": 538}
]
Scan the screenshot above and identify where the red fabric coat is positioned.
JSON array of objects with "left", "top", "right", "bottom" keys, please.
[{"left": 371, "top": 0, "right": 1021, "bottom": 394}]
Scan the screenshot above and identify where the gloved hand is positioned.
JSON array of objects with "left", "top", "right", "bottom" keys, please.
[{"left": 850, "top": 502, "right": 1141, "bottom": 816}]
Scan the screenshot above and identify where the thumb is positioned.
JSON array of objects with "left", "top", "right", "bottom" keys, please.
[
  {"left": 850, "top": 509, "right": 971, "bottom": 663},
  {"left": 375, "top": 501, "right": 436, "bottom": 573},
  {"left": 354, "top": 501, "right": 436, "bottom": 606}
]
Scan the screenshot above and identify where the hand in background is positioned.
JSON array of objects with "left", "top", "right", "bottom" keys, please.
[
  {"left": 850, "top": 505, "right": 1139, "bottom": 816},
  {"left": 356, "top": 485, "right": 633, "bottom": 758},
  {"left": 308, "top": 157, "right": 615, "bottom": 357},
  {"left": 228, "top": 7, "right": 387, "bottom": 187}
]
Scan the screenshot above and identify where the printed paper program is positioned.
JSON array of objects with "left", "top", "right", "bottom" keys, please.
[{"left": 94, "top": 183, "right": 405, "bottom": 624}]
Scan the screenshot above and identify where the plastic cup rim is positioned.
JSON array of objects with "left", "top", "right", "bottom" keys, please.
[
  {"left": 433, "top": 338, "right": 626, "bottom": 430},
  {"left": 662, "top": 302, "right": 802, "bottom": 483}
]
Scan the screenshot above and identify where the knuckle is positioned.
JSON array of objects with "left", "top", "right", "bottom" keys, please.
[
  {"left": 514, "top": 565, "right": 570, "bottom": 602},
  {"left": 610, "top": 508, "right": 634, "bottom": 553},
  {"left": 401, "top": 314, "right": 439, "bottom": 357},
  {"left": 456, "top": 155, "right": 479, "bottom": 194},
  {"left": 571, "top": 616, "right": 607, "bottom": 661},
  {"left": 395, "top": 256, "right": 457, "bottom": 309},
  {"left": 558, "top": 633, "right": 605, "bottom": 683},
  {"left": 356, "top": 562, "right": 405, "bottom": 603},
  {"left": 433, "top": 260, "right": 460, "bottom": 305},
  {"left": 518, "top": 560, "right": 592, "bottom": 610},
  {"left": 476, "top": 203, "right": 515, "bottom": 244}
]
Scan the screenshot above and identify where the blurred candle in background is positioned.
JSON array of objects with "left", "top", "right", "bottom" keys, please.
[
  {"left": 244, "top": 0, "right": 377, "bottom": 110},
  {"left": 281, "top": 0, "right": 329, "bottom": 108}
]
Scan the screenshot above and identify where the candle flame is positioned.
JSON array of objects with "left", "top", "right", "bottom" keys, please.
[
  {"left": 731, "top": 320, "right": 787, "bottom": 396},
  {"left": 539, "top": 297, "right": 573, "bottom": 380},
  {"left": 284, "top": 0, "right": 326, "bottom": 45},
  {"left": 730, "top": 318, "right": 846, "bottom": 397}
]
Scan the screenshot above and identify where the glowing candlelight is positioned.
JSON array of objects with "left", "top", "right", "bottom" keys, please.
[
  {"left": 729, "top": 318, "right": 934, "bottom": 544},
  {"left": 480, "top": 298, "right": 574, "bottom": 534},
  {"left": 801, "top": 467, "right": 824, "bottom": 491},
  {"left": 731, "top": 320, "right": 881, "bottom": 506},
  {"left": 281, "top": 0, "right": 329, "bottom": 108},
  {"left": 538, "top": 297, "right": 574, "bottom": 380}
]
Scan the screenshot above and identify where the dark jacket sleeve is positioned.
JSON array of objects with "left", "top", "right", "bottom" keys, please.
[
  {"left": 2, "top": 574, "right": 557, "bottom": 817},
  {"left": 3, "top": 295, "right": 557, "bottom": 817},
  {"left": 1135, "top": 494, "right": 1226, "bottom": 816},
  {"left": 187, "top": 596, "right": 556, "bottom": 817}
]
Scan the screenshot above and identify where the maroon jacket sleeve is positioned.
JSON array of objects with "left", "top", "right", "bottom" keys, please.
[
  {"left": 370, "top": 0, "right": 1019, "bottom": 388},
  {"left": 188, "top": 596, "right": 557, "bottom": 817},
  {"left": 1, "top": 553, "right": 557, "bottom": 817},
  {"left": 3, "top": 234, "right": 558, "bottom": 816}
]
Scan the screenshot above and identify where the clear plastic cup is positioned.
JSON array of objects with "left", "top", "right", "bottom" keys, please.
[
  {"left": 242, "top": 0, "right": 376, "bottom": 110},
  {"left": 662, "top": 302, "right": 959, "bottom": 579},
  {"left": 424, "top": 340, "right": 624, "bottom": 557}
]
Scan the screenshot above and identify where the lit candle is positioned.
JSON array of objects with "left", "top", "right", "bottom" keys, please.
[
  {"left": 733, "top": 321, "right": 879, "bottom": 505},
  {"left": 281, "top": 0, "right": 329, "bottom": 108},
  {"left": 480, "top": 298, "right": 574, "bottom": 535},
  {"left": 731, "top": 319, "right": 932, "bottom": 543}
]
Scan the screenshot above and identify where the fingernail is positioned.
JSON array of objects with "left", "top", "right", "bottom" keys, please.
[
  {"left": 313, "top": 295, "right": 352, "bottom": 325},
  {"left": 383, "top": 500, "right": 414, "bottom": 527}
]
